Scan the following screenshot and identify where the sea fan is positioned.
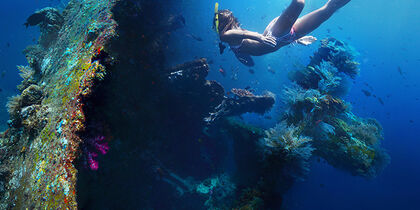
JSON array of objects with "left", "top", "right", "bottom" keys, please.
[
  {"left": 6, "top": 96, "right": 22, "bottom": 116},
  {"left": 315, "top": 61, "right": 350, "bottom": 97},
  {"left": 261, "top": 122, "right": 314, "bottom": 179},
  {"left": 282, "top": 84, "right": 321, "bottom": 105},
  {"left": 17, "top": 65, "right": 34, "bottom": 80}
]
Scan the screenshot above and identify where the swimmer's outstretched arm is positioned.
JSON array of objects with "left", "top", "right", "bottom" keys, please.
[{"left": 221, "top": 29, "right": 277, "bottom": 47}]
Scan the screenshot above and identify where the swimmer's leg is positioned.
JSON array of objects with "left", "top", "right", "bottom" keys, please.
[
  {"left": 264, "top": 0, "right": 305, "bottom": 37},
  {"left": 293, "top": 0, "right": 351, "bottom": 38}
]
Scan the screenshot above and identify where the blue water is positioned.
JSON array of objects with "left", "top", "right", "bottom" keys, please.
[
  {"left": 0, "top": 0, "right": 68, "bottom": 130},
  {"left": 1, "top": 0, "right": 420, "bottom": 209}
]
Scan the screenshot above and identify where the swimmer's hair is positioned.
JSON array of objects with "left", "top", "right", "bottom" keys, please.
[{"left": 214, "top": 9, "right": 240, "bottom": 35}]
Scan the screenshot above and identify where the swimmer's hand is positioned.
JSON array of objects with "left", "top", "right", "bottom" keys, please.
[
  {"left": 259, "top": 35, "right": 277, "bottom": 47},
  {"left": 296, "top": 36, "right": 317, "bottom": 46}
]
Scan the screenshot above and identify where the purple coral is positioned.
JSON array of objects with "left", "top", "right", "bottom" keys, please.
[
  {"left": 83, "top": 135, "right": 109, "bottom": 170},
  {"left": 92, "top": 136, "right": 109, "bottom": 155}
]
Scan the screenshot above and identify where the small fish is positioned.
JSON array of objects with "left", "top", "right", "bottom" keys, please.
[
  {"left": 261, "top": 15, "right": 267, "bottom": 20},
  {"left": 326, "top": 28, "right": 331, "bottom": 33},
  {"left": 361, "top": 89, "right": 371, "bottom": 97},
  {"left": 364, "top": 82, "right": 374, "bottom": 90},
  {"left": 248, "top": 69, "right": 255, "bottom": 74},
  {"left": 267, "top": 66, "right": 275, "bottom": 74},
  {"left": 186, "top": 33, "right": 203, "bottom": 42},
  {"left": 208, "top": 59, "right": 214, "bottom": 64},
  {"left": 6, "top": 42, "right": 10, "bottom": 47},
  {"left": 245, "top": 86, "right": 251, "bottom": 90},
  {"left": 338, "top": 26, "right": 343, "bottom": 30},
  {"left": 0, "top": 88, "right": 2, "bottom": 92},
  {"left": 218, "top": 67, "right": 226, "bottom": 77},
  {"left": 397, "top": 66, "right": 405, "bottom": 76},
  {"left": 1, "top": 71, "right": 5, "bottom": 78},
  {"left": 378, "top": 97, "right": 384, "bottom": 105},
  {"left": 320, "top": 184, "right": 325, "bottom": 188},
  {"left": 409, "top": 120, "right": 414, "bottom": 123}
]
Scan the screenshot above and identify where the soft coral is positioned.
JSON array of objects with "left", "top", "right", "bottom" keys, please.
[{"left": 83, "top": 135, "right": 109, "bottom": 170}]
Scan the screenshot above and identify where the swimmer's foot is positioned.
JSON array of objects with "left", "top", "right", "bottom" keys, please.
[{"left": 327, "top": 0, "right": 351, "bottom": 9}]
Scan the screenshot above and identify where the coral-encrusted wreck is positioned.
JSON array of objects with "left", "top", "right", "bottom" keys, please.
[
  {"left": 0, "top": 0, "right": 388, "bottom": 209},
  {"left": 0, "top": 0, "right": 274, "bottom": 208},
  {"left": 1, "top": 0, "right": 118, "bottom": 208}
]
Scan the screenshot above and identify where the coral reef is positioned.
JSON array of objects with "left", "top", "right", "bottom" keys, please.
[
  {"left": 313, "top": 114, "right": 389, "bottom": 177},
  {"left": 17, "top": 65, "right": 37, "bottom": 91},
  {"left": 0, "top": 0, "right": 117, "bottom": 208},
  {"left": 309, "top": 38, "right": 360, "bottom": 79},
  {"left": 261, "top": 122, "right": 314, "bottom": 180},
  {"left": 276, "top": 38, "right": 389, "bottom": 178},
  {"left": 20, "top": 85, "right": 43, "bottom": 107}
]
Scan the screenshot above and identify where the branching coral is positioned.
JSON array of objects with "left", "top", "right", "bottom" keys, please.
[
  {"left": 315, "top": 61, "right": 350, "bottom": 96},
  {"left": 310, "top": 114, "right": 389, "bottom": 178},
  {"left": 283, "top": 84, "right": 321, "bottom": 106},
  {"left": 18, "top": 65, "right": 34, "bottom": 81},
  {"left": 261, "top": 122, "right": 314, "bottom": 180},
  {"left": 6, "top": 96, "right": 22, "bottom": 117},
  {"left": 349, "top": 118, "right": 383, "bottom": 146},
  {"left": 282, "top": 84, "right": 348, "bottom": 125},
  {"left": 311, "top": 38, "right": 360, "bottom": 79}
]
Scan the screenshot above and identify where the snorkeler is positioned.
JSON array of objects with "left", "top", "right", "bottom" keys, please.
[{"left": 214, "top": 0, "right": 351, "bottom": 66}]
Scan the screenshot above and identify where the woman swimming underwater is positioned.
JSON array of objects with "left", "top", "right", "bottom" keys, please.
[{"left": 214, "top": 0, "right": 351, "bottom": 66}]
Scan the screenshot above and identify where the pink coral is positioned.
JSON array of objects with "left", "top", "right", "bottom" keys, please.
[
  {"left": 93, "top": 136, "right": 109, "bottom": 155},
  {"left": 83, "top": 135, "right": 108, "bottom": 170},
  {"left": 88, "top": 152, "right": 99, "bottom": 170}
]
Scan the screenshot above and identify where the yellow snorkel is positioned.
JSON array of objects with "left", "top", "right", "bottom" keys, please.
[{"left": 214, "top": 2, "right": 220, "bottom": 34}]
